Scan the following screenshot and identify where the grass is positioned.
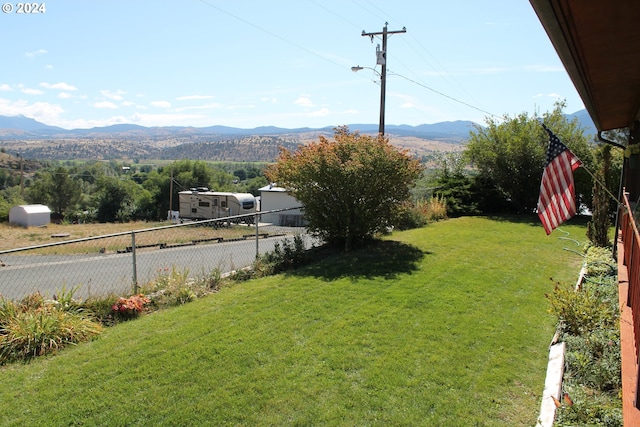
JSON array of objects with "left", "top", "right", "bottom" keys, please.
[
  {"left": 0, "top": 221, "right": 166, "bottom": 251},
  {"left": 0, "top": 216, "right": 586, "bottom": 426},
  {"left": 0, "top": 221, "right": 257, "bottom": 255}
]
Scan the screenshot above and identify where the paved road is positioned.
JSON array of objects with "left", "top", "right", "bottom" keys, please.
[{"left": 0, "top": 233, "right": 312, "bottom": 300}]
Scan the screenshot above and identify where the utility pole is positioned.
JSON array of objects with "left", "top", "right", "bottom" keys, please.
[
  {"left": 168, "top": 166, "right": 174, "bottom": 221},
  {"left": 18, "top": 153, "right": 24, "bottom": 198},
  {"left": 361, "top": 23, "right": 406, "bottom": 136}
]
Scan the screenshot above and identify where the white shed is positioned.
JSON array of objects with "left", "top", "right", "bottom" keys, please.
[
  {"left": 9, "top": 204, "right": 51, "bottom": 227},
  {"left": 258, "top": 184, "right": 305, "bottom": 226}
]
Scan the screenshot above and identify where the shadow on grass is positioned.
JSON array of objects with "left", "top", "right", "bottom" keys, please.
[
  {"left": 292, "top": 240, "right": 428, "bottom": 282},
  {"left": 484, "top": 213, "right": 590, "bottom": 228}
]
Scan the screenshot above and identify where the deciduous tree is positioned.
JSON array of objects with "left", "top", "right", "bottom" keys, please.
[
  {"left": 266, "top": 127, "right": 423, "bottom": 250},
  {"left": 26, "top": 166, "right": 81, "bottom": 216},
  {"left": 465, "top": 101, "right": 592, "bottom": 213}
]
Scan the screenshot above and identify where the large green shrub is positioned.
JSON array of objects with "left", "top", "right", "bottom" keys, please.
[
  {"left": 266, "top": 127, "right": 423, "bottom": 250},
  {"left": 465, "top": 101, "right": 592, "bottom": 214}
]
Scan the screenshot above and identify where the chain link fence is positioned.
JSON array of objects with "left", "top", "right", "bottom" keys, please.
[{"left": 0, "top": 208, "right": 314, "bottom": 301}]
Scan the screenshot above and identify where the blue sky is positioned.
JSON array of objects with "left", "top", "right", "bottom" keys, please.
[{"left": 0, "top": 0, "right": 584, "bottom": 130}]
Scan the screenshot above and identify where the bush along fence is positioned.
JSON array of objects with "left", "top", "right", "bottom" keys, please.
[{"left": 0, "top": 208, "right": 313, "bottom": 302}]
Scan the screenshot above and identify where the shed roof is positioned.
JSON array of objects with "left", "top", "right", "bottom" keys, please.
[
  {"left": 259, "top": 184, "right": 287, "bottom": 193},
  {"left": 15, "top": 204, "right": 51, "bottom": 214}
]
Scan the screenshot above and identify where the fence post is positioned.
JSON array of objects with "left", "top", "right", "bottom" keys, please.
[
  {"left": 131, "top": 231, "right": 138, "bottom": 294},
  {"left": 255, "top": 212, "right": 259, "bottom": 259}
]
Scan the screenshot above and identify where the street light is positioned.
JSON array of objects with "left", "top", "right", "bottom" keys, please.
[{"left": 351, "top": 65, "right": 386, "bottom": 136}]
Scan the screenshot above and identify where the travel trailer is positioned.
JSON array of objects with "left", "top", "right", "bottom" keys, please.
[{"left": 178, "top": 188, "right": 256, "bottom": 223}]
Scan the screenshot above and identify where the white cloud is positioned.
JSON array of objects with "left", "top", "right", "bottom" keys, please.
[
  {"left": 226, "top": 104, "right": 255, "bottom": 111},
  {"left": 41, "top": 82, "right": 78, "bottom": 91},
  {"left": 21, "top": 88, "right": 43, "bottom": 95},
  {"left": 130, "top": 112, "right": 203, "bottom": 126},
  {"left": 524, "top": 65, "right": 565, "bottom": 72},
  {"left": 307, "top": 107, "right": 330, "bottom": 117},
  {"left": 176, "top": 95, "right": 215, "bottom": 101},
  {"left": 393, "top": 93, "right": 418, "bottom": 109},
  {"left": 466, "top": 64, "right": 563, "bottom": 76},
  {"left": 100, "top": 89, "right": 126, "bottom": 100},
  {"left": 0, "top": 98, "right": 64, "bottom": 124},
  {"left": 45, "top": 65, "right": 53, "bottom": 70},
  {"left": 62, "top": 116, "right": 130, "bottom": 130},
  {"left": 294, "top": 95, "right": 314, "bottom": 107},
  {"left": 467, "top": 66, "right": 509, "bottom": 75},
  {"left": 150, "top": 100, "right": 171, "bottom": 108},
  {"left": 25, "top": 49, "right": 47, "bottom": 58},
  {"left": 0, "top": 84, "right": 11, "bottom": 92},
  {"left": 174, "top": 103, "right": 223, "bottom": 112},
  {"left": 261, "top": 97, "right": 278, "bottom": 104},
  {"left": 93, "top": 101, "right": 118, "bottom": 109},
  {"left": 121, "top": 101, "right": 135, "bottom": 107},
  {"left": 533, "top": 93, "right": 562, "bottom": 99},
  {"left": 58, "top": 92, "right": 72, "bottom": 99}
]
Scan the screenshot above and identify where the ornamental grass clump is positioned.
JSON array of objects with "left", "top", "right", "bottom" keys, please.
[
  {"left": 141, "top": 266, "right": 213, "bottom": 309},
  {"left": 395, "top": 196, "right": 448, "bottom": 230},
  {"left": 0, "top": 293, "right": 102, "bottom": 365}
]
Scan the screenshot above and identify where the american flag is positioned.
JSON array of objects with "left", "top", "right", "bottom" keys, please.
[{"left": 537, "top": 125, "right": 582, "bottom": 235}]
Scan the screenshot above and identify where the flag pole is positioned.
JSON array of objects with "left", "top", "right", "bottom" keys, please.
[{"left": 576, "top": 159, "right": 623, "bottom": 208}]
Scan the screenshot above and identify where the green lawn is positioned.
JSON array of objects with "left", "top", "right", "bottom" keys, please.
[{"left": 0, "top": 216, "right": 586, "bottom": 426}]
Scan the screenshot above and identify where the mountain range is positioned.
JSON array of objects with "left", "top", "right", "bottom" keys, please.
[
  {"left": 0, "top": 111, "right": 598, "bottom": 162},
  {"left": 0, "top": 110, "right": 598, "bottom": 141},
  {"left": 0, "top": 115, "right": 483, "bottom": 140}
]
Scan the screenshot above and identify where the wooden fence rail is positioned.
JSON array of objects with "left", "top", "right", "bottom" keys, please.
[{"left": 621, "top": 192, "right": 640, "bottom": 407}]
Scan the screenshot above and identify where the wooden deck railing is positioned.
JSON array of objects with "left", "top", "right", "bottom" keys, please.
[{"left": 620, "top": 192, "right": 640, "bottom": 408}]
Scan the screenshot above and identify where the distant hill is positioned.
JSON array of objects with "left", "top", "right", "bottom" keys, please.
[
  {"left": 566, "top": 109, "right": 597, "bottom": 136},
  {"left": 0, "top": 115, "right": 65, "bottom": 137},
  {"left": 0, "top": 111, "right": 599, "bottom": 162},
  {"left": 0, "top": 115, "right": 478, "bottom": 141},
  {"left": 0, "top": 111, "right": 598, "bottom": 140}
]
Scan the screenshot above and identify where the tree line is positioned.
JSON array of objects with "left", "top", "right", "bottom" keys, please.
[
  {"left": 0, "top": 101, "right": 623, "bottom": 249},
  {"left": 0, "top": 159, "right": 268, "bottom": 223},
  {"left": 428, "top": 102, "right": 623, "bottom": 220}
]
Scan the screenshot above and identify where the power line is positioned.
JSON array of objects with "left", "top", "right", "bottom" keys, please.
[
  {"left": 389, "top": 71, "right": 500, "bottom": 119},
  {"left": 198, "top": 0, "right": 346, "bottom": 70},
  {"left": 402, "top": 33, "right": 481, "bottom": 107},
  {"left": 354, "top": 1, "right": 484, "bottom": 117},
  {"left": 308, "top": 0, "right": 362, "bottom": 30},
  {"left": 198, "top": 0, "right": 498, "bottom": 122}
]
